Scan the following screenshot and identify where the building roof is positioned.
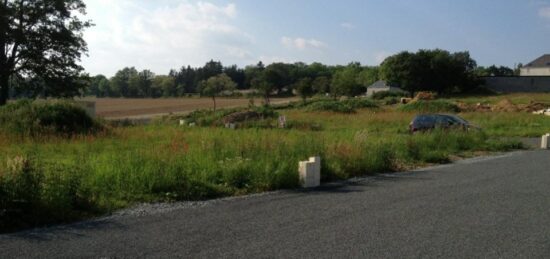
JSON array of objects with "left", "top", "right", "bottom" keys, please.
[
  {"left": 525, "top": 54, "right": 550, "bottom": 68},
  {"left": 369, "top": 80, "right": 395, "bottom": 88}
]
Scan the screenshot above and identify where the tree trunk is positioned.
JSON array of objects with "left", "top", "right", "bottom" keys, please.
[
  {"left": 212, "top": 96, "right": 216, "bottom": 111},
  {"left": 0, "top": 74, "right": 8, "bottom": 106}
]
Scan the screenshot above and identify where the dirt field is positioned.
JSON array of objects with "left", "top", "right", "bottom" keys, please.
[{"left": 86, "top": 97, "right": 298, "bottom": 119}]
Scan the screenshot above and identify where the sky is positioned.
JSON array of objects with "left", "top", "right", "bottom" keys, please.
[{"left": 81, "top": 0, "right": 550, "bottom": 76}]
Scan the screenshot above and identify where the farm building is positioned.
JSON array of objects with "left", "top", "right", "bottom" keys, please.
[
  {"left": 483, "top": 54, "right": 550, "bottom": 93},
  {"left": 520, "top": 54, "right": 550, "bottom": 76},
  {"left": 366, "top": 80, "right": 405, "bottom": 96}
]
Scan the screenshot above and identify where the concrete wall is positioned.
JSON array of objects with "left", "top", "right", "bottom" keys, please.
[
  {"left": 483, "top": 76, "right": 550, "bottom": 93},
  {"left": 520, "top": 67, "right": 550, "bottom": 76},
  {"left": 366, "top": 87, "right": 405, "bottom": 97}
]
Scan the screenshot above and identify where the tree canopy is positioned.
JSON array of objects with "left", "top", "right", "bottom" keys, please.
[
  {"left": 0, "top": 0, "right": 91, "bottom": 105},
  {"left": 380, "top": 49, "right": 479, "bottom": 95},
  {"left": 198, "top": 73, "right": 236, "bottom": 111},
  {"left": 330, "top": 63, "right": 365, "bottom": 97}
]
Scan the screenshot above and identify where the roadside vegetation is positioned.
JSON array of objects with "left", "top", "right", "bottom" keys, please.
[
  {"left": 3, "top": 94, "right": 550, "bottom": 232},
  {"left": 2, "top": 0, "right": 548, "bottom": 235}
]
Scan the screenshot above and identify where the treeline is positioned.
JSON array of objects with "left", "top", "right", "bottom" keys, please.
[
  {"left": 85, "top": 60, "right": 381, "bottom": 99},
  {"left": 82, "top": 49, "right": 520, "bottom": 99}
]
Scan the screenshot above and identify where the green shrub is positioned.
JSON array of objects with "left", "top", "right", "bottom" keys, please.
[
  {"left": 371, "top": 91, "right": 408, "bottom": 100},
  {"left": 304, "top": 100, "right": 355, "bottom": 113},
  {"left": 383, "top": 97, "right": 400, "bottom": 105},
  {"left": 301, "top": 98, "right": 378, "bottom": 113},
  {"left": 0, "top": 100, "right": 100, "bottom": 136},
  {"left": 398, "top": 100, "right": 460, "bottom": 113},
  {"left": 182, "top": 106, "right": 278, "bottom": 127},
  {"left": 0, "top": 156, "right": 42, "bottom": 231},
  {"left": 342, "top": 98, "right": 379, "bottom": 109},
  {"left": 183, "top": 108, "right": 240, "bottom": 126}
]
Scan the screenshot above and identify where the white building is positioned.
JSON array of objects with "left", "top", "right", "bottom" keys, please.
[
  {"left": 366, "top": 80, "right": 406, "bottom": 96},
  {"left": 520, "top": 54, "right": 550, "bottom": 76}
]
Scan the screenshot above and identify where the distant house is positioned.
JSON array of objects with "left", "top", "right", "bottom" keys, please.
[
  {"left": 366, "top": 80, "right": 405, "bottom": 96},
  {"left": 520, "top": 54, "right": 550, "bottom": 76}
]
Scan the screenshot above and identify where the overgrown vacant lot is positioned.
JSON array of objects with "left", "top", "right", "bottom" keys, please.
[
  {"left": 88, "top": 97, "right": 298, "bottom": 119},
  {"left": 2, "top": 94, "right": 550, "bottom": 232}
]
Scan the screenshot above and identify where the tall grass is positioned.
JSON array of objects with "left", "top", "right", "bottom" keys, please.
[
  {"left": 398, "top": 100, "right": 460, "bottom": 113},
  {"left": 0, "top": 104, "right": 531, "bottom": 232}
]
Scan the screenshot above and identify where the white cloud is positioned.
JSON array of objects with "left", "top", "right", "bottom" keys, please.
[
  {"left": 281, "top": 37, "right": 327, "bottom": 50},
  {"left": 539, "top": 7, "right": 550, "bottom": 19},
  {"left": 258, "top": 55, "right": 296, "bottom": 64},
  {"left": 81, "top": 1, "right": 253, "bottom": 76},
  {"left": 340, "top": 22, "right": 355, "bottom": 30}
]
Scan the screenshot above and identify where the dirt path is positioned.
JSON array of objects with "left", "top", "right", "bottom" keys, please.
[{"left": 86, "top": 97, "right": 298, "bottom": 119}]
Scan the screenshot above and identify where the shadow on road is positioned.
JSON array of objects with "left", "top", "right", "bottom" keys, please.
[
  {"left": 4, "top": 217, "right": 126, "bottom": 242},
  {"left": 291, "top": 171, "right": 433, "bottom": 195}
]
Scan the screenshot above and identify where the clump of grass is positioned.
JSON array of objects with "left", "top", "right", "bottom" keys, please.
[
  {"left": 304, "top": 100, "right": 355, "bottom": 113},
  {"left": 343, "top": 98, "right": 379, "bottom": 109},
  {"left": 371, "top": 91, "right": 408, "bottom": 100},
  {"left": 177, "top": 105, "right": 278, "bottom": 127},
  {"left": 0, "top": 99, "right": 532, "bottom": 233},
  {"left": 303, "top": 98, "right": 378, "bottom": 113},
  {"left": 398, "top": 100, "right": 460, "bottom": 113}
]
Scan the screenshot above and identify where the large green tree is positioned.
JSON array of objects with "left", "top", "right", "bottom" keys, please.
[
  {"left": 380, "top": 49, "right": 478, "bottom": 95},
  {"left": 330, "top": 63, "right": 364, "bottom": 98},
  {"left": 0, "top": 0, "right": 91, "bottom": 105},
  {"left": 263, "top": 63, "right": 292, "bottom": 94},
  {"left": 357, "top": 66, "right": 379, "bottom": 88},
  {"left": 294, "top": 77, "right": 313, "bottom": 103},
  {"left": 198, "top": 73, "right": 236, "bottom": 111},
  {"left": 110, "top": 67, "right": 138, "bottom": 97},
  {"left": 152, "top": 75, "right": 176, "bottom": 98},
  {"left": 87, "top": 75, "right": 109, "bottom": 97}
]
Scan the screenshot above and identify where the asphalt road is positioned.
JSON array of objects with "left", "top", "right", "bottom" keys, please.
[{"left": 1, "top": 150, "right": 550, "bottom": 258}]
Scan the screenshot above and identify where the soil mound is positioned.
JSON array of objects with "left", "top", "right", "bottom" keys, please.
[
  {"left": 413, "top": 92, "right": 436, "bottom": 101},
  {"left": 492, "top": 99, "right": 518, "bottom": 112},
  {"left": 521, "top": 101, "right": 550, "bottom": 112}
]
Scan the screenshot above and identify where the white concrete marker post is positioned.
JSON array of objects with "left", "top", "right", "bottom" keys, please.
[
  {"left": 542, "top": 134, "right": 550, "bottom": 149},
  {"left": 299, "top": 156, "right": 321, "bottom": 188}
]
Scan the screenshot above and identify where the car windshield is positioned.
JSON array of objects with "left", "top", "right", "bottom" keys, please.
[{"left": 445, "top": 115, "right": 468, "bottom": 124}]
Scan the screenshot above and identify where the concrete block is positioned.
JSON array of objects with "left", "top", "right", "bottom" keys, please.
[
  {"left": 225, "top": 123, "right": 236, "bottom": 129},
  {"left": 542, "top": 134, "right": 550, "bottom": 149},
  {"left": 299, "top": 156, "right": 321, "bottom": 188},
  {"left": 278, "top": 115, "right": 287, "bottom": 128}
]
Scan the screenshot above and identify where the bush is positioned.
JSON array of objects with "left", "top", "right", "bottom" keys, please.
[
  {"left": 304, "top": 100, "right": 355, "bottom": 113},
  {"left": 181, "top": 105, "right": 278, "bottom": 127},
  {"left": 342, "top": 98, "right": 379, "bottom": 109},
  {"left": 383, "top": 97, "right": 400, "bottom": 105},
  {"left": 302, "top": 98, "right": 378, "bottom": 113},
  {"left": 183, "top": 108, "right": 240, "bottom": 126},
  {"left": 0, "top": 100, "right": 100, "bottom": 136},
  {"left": 371, "top": 91, "right": 408, "bottom": 100},
  {"left": 398, "top": 100, "right": 460, "bottom": 113}
]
